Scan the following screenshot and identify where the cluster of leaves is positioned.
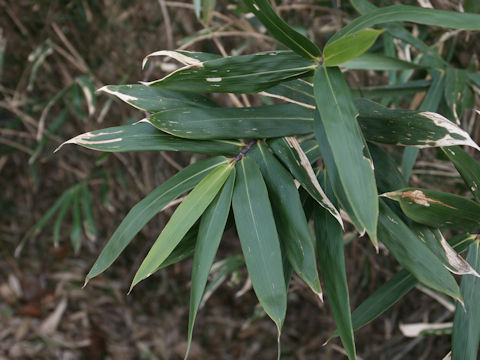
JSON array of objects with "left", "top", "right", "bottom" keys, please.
[{"left": 60, "top": 1, "right": 480, "bottom": 358}]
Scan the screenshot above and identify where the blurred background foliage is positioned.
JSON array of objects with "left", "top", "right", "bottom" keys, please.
[{"left": 1, "top": 0, "right": 479, "bottom": 359}]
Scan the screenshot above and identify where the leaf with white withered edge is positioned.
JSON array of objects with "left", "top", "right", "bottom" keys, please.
[
  {"left": 57, "top": 122, "right": 243, "bottom": 156},
  {"left": 268, "top": 137, "right": 342, "bottom": 226},
  {"left": 356, "top": 99, "right": 480, "bottom": 150},
  {"left": 98, "top": 84, "right": 217, "bottom": 112},
  {"left": 244, "top": 0, "right": 321, "bottom": 60},
  {"left": 323, "top": 29, "right": 384, "bottom": 67},
  {"left": 143, "top": 50, "right": 316, "bottom": 94},
  {"left": 130, "top": 163, "right": 234, "bottom": 291},
  {"left": 147, "top": 104, "right": 314, "bottom": 139},
  {"left": 383, "top": 188, "right": 480, "bottom": 232},
  {"left": 313, "top": 66, "right": 378, "bottom": 244}
]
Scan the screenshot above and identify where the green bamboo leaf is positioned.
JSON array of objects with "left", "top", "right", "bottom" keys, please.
[
  {"left": 329, "top": 5, "right": 480, "bottom": 45},
  {"left": 157, "top": 226, "right": 199, "bottom": 270},
  {"left": 442, "top": 146, "right": 480, "bottom": 201},
  {"left": 351, "top": 80, "right": 431, "bottom": 99},
  {"left": 465, "top": 0, "right": 480, "bottom": 13},
  {"left": 356, "top": 99, "right": 480, "bottom": 150},
  {"left": 143, "top": 50, "right": 316, "bottom": 93},
  {"left": 444, "top": 67, "right": 468, "bottom": 124},
  {"left": 186, "top": 170, "right": 235, "bottom": 359},
  {"left": 80, "top": 184, "right": 97, "bottom": 241},
  {"left": 368, "top": 143, "right": 407, "bottom": 193},
  {"left": 452, "top": 240, "right": 480, "bottom": 360},
  {"left": 343, "top": 53, "right": 425, "bottom": 70},
  {"left": 384, "top": 188, "right": 480, "bottom": 232},
  {"left": 401, "top": 70, "right": 445, "bottom": 180},
  {"left": 378, "top": 200, "right": 462, "bottom": 302},
  {"left": 85, "top": 156, "right": 229, "bottom": 283},
  {"left": 313, "top": 66, "right": 378, "bottom": 244},
  {"left": 57, "top": 122, "right": 243, "bottom": 156},
  {"left": 314, "top": 179, "right": 356, "bottom": 360},
  {"left": 98, "top": 84, "right": 216, "bottom": 112},
  {"left": 268, "top": 137, "right": 342, "bottom": 225},
  {"left": 232, "top": 156, "right": 287, "bottom": 334},
  {"left": 75, "top": 75, "right": 96, "bottom": 117},
  {"left": 324, "top": 29, "right": 384, "bottom": 67},
  {"left": 70, "top": 191, "right": 82, "bottom": 254},
  {"left": 300, "top": 139, "right": 321, "bottom": 164},
  {"left": 131, "top": 163, "right": 233, "bottom": 290},
  {"left": 329, "top": 233, "right": 476, "bottom": 340},
  {"left": 244, "top": 0, "right": 321, "bottom": 60},
  {"left": 148, "top": 104, "right": 314, "bottom": 139},
  {"left": 248, "top": 142, "right": 322, "bottom": 297}
]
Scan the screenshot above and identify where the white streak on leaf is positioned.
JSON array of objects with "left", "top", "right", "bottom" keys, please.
[
  {"left": 259, "top": 91, "right": 315, "bottom": 110},
  {"left": 438, "top": 233, "right": 480, "bottom": 277},
  {"left": 284, "top": 136, "right": 343, "bottom": 228},
  {"left": 399, "top": 322, "right": 452, "bottom": 337},
  {"left": 419, "top": 111, "right": 480, "bottom": 151},
  {"left": 55, "top": 130, "right": 123, "bottom": 152},
  {"left": 142, "top": 50, "right": 203, "bottom": 69},
  {"left": 206, "top": 77, "right": 222, "bottom": 82}
]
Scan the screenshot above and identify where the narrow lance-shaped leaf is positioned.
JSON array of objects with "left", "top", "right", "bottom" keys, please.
[
  {"left": 268, "top": 137, "right": 342, "bottom": 226},
  {"left": 131, "top": 163, "right": 233, "bottom": 290},
  {"left": 98, "top": 83, "right": 217, "bottom": 112},
  {"left": 185, "top": 170, "right": 235, "bottom": 360},
  {"left": 313, "top": 66, "right": 378, "bottom": 244},
  {"left": 329, "top": 233, "right": 477, "bottom": 340},
  {"left": 248, "top": 142, "right": 322, "bottom": 297},
  {"left": 143, "top": 50, "right": 316, "bottom": 93},
  {"left": 57, "top": 122, "right": 243, "bottom": 156},
  {"left": 442, "top": 146, "right": 480, "bottom": 201},
  {"left": 342, "top": 53, "right": 426, "bottom": 71},
  {"left": 85, "top": 156, "right": 229, "bottom": 283},
  {"left": 232, "top": 157, "right": 287, "bottom": 335},
  {"left": 401, "top": 70, "right": 445, "bottom": 180},
  {"left": 383, "top": 188, "right": 480, "bottom": 232},
  {"left": 70, "top": 191, "right": 82, "bottom": 254},
  {"left": 148, "top": 104, "right": 314, "bottom": 140},
  {"left": 378, "top": 200, "right": 462, "bottom": 302},
  {"left": 444, "top": 67, "right": 468, "bottom": 125},
  {"left": 356, "top": 99, "right": 480, "bottom": 150},
  {"left": 244, "top": 0, "right": 321, "bottom": 60},
  {"left": 53, "top": 190, "right": 73, "bottom": 247},
  {"left": 314, "top": 174, "right": 356, "bottom": 360},
  {"left": 328, "top": 5, "right": 480, "bottom": 45},
  {"left": 452, "top": 240, "right": 480, "bottom": 360},
  {"left": 323, "top": 29, "right": 384, "bottom": 67},
  {"left": 80, "top": 183, "right": 97, "bottom": 241}
]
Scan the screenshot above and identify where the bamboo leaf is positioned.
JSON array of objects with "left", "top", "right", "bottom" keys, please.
[
  {"left": 143, "top": 50, "right": 316, "bottom": 93},
  {"left": 58, "top": 122, "right": 243, "bottom": 156},
  {"left": 70, "top": 192, "right": 82, "bottom": 254},
  {"left": 248, "top": 142, "right": 322, "bottom": 297},
  {"left": 244, "top": 0, "right": 321, "bottom": 60},
  {"left": 378, "top": 200, "right": 462, "bottom": 302},
  {"left": 444, "top": 67, "right": 468, "bottom": 124},
  {"left": 98, "top": 84, "right": 217, "bottom": 112},
  {"left": 329, "top": 5, "right": 480, "bottom": 45},
  {"left": 343, "top": 53, "right": 426, "bottom": 70},
  {"left": 147, "top": 104, "right": 314, "bottom": 139},
  {"left": 268, "top": 137, "right": 342, "bottom": 225},
  {"left": 314, "top": 176, "right": 356, "bottom": 360},
  {"left": 131, "top": 163, "right": 233, "bottom": 290},
  {"left": 232, "top": 156, "right": 287, "bottom": 334},
  {"left": 356, "top": 99, "right": 480, "bottom": 150},
  {"left": 186, "top": 170, "right": 235, "bottom": 359},
  {"left": 313, "top": 66, "right": 378, "bottom": 244},
  {"left": 452, "top": 240, "right": 480, "bottom": 359},
  {"left": 53, "top": 190, "right": 73, "bottom": 247},
  {"left": 157, "top": 226, "right": 199, "bottom": 270},
  {"left": 384, "top": 188, "right": 480, "bottom": 232},
  {"left": 442, "top": 146, "right": 480, "bottom": 201},
  {"left": 80, "top": 184, "right": 97, "bottom": 241},
  {"left": 324, "top": 29, "right": 384, "bottom": 67},
  {"left": 85, "top": 156, "right": 229, "bottom": 283},
  {"left": 329, "top": 233, "right": 476, "bottom": 339}
]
